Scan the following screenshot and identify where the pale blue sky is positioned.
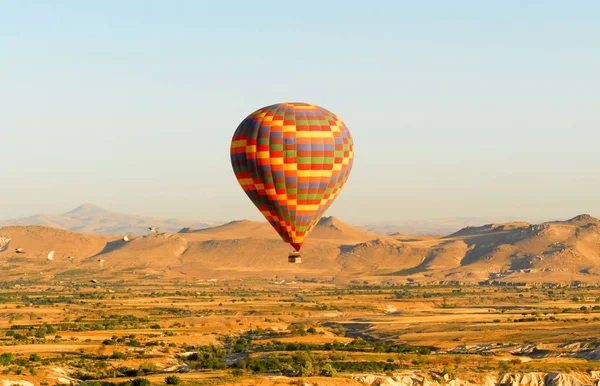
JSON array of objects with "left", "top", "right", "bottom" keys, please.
[{"left": 1, "top": 1, "right": 599, "bottom": 223}]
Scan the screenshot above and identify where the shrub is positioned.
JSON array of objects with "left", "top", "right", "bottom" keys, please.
[
  {"left": 111, "top": 352, "right": 128, "bottom": 360},
  {"left": 0, "top": 353, "right": 14, "bottom": 366},
  {"left": 165, "top": 375, "right": 180, "bottom": 384},
  {"left": 29, "top": 354, "right": 41, "bottom": 362},
  {"left": 119, "top": 379, "right": 151, "bottom": 386},
  {"left": 132, "top": 379, "right": 151, "bottom": 386}
]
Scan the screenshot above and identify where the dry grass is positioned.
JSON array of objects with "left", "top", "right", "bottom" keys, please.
[{"left": 0, "top": 279, "right": 597, "bottom": 385}]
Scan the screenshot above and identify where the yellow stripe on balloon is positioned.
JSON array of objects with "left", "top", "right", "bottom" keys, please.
[
  {"left": 296, "top": 131, "right": 334, "bottom": 138},
  {"left": 297, "top": 204, "right": 319, "bottom": 211},
  {"left": 297, "top": 170, "right": 334, "bottom": 177},
  {"left": 231, "top": 140, "right": 246, "bottom": 148}
]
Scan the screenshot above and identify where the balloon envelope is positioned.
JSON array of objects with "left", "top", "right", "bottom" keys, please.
[{"left": 230, "top": 102, "right": 354, "bottom": 251}]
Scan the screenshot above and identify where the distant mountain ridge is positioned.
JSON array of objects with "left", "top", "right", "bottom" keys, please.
[
  {"left": 356, "top": 216, "right": 545, "bottom": 236},
  {"left": 0, "top": 204, "right": 545, "bottom": 237},
  {"left": 0, "top": 203, "right": 221, "bottom": 236}
]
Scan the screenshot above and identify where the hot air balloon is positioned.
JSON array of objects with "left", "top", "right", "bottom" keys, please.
[{"left": 230, "top": 102, "right": 354, "bottom": 263}]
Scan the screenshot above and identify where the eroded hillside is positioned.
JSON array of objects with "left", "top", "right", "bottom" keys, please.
[{"left": 1, "top": 215, "right": 600, "bottom": 284}]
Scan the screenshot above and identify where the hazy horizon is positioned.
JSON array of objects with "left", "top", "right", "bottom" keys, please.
[
  {"left": 2, "top": 1, "right": 599, "bottom": 223},
  {"left": 0, "top": 201, "right": 570, "bottom": 227}
]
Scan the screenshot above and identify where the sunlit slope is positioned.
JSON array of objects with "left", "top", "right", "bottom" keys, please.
[
  {"left": 0, "top": 225, "right": 118, "bottom": 280},
  {"left": 398, "top": 214, "right": 600, "bottom": 282},
  {"left": 176, "top": 216, "right": 400, "bottom": 278},
  {"left": 1, "top": 214, "right": 599, "bottom": 283}
]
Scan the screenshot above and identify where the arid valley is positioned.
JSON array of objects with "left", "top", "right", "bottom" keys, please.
[{"left": 1, "top": 207, "right": 600, "bottom": 385}]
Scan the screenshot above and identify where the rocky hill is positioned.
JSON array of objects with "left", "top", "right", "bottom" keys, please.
[
  {"left": 353, "top": 371, "right": 600, "bottom": 386},
  {"left": 1, "top": 214, "right": 600, "bottom": 284}
]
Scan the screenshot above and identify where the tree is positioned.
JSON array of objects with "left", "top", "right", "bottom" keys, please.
[
  {"left": 291, "top": 351, "right": 315, "bottom": 376},
  {"left": 320, "top": 363, "right": 337, "bottom": 377},
  {"left": 233, "top": 337, "right": 248, "bottom": 352}
]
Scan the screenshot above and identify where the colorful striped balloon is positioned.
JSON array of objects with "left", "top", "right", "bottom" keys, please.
[{"left": 230, "top": 102, "right": 354, "bottom": 251}]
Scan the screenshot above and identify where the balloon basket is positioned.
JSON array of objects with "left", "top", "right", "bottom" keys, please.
[{"left": 288, "top": 251, "right": 302, "bottom": 264}]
